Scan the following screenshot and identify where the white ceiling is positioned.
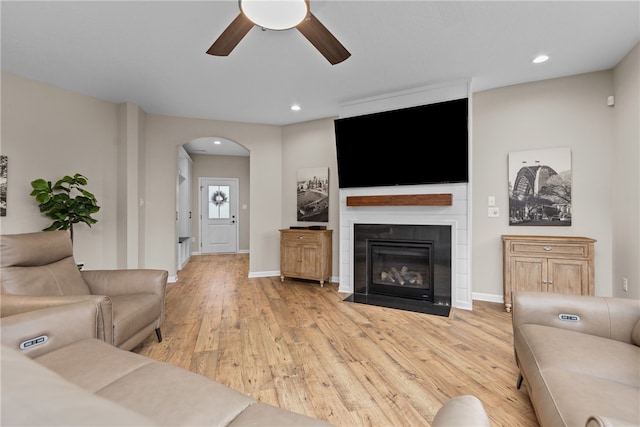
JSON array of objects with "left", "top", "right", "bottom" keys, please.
[{"left": 2, "top": 1, "right": 639, "bottom": 151}]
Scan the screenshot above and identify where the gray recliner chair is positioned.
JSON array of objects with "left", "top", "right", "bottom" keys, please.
[{"left": 1, "top": 230, "right": 167, "bottom": 350}]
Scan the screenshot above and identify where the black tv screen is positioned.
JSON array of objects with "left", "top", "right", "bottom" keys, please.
[{"left": 334, "top": 98, "right": 468, "bottom": 189}]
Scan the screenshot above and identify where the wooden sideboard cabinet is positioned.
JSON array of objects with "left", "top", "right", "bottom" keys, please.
[
  {"left": 280, "top": 229, "right": 333, "bottom": 287},
  {"left": 502, "top": 235, "right": 596, "bottom": 312}
]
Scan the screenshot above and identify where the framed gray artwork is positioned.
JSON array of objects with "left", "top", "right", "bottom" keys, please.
[
  {"left": 296, "top": 167, "right": 329, "bottom": 222},
  {"left": 508, "top": 147, "right": 572, "bottom": 226},
  {"left": 0, "top": 155, "right": 7, "bottom": 216}
]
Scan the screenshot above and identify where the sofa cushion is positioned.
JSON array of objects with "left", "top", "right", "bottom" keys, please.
[
  {"left": 538, "top": 368, "right": 639, "bottom": 426},
  {"left": 1, "top": 231, "right": 91, "bottom": 296},
  {"left": 1, "top": 230, "right": 73, "bottom": 267},
  {"left": 1, "top": 259, "right": 91, "bottom": 296},
  {"left": 1, "top": 345, "right": 155, "bottom": 426},
  {"left": 36, "top": 338, "right": 332, "bottom": 426},
  {"left": 515, "top": 324, "right": 640, "bottom": 426},
  {"left": 516, "top": 324, "right": 640, "bottom": 387}
]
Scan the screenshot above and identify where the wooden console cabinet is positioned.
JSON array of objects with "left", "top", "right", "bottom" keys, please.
[
  {"left": 502, "top": 235, "right": 596, "bottom": 312},
  {"left": 280, "top": 229, "right": 332, "bottom": 287}
]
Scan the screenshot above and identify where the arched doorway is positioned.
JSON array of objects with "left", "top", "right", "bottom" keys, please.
[{"left": 176, "top": 137, "right": 250, "bottom": 270}]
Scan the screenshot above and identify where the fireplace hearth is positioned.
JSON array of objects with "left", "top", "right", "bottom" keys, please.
[{"left": 345, "top": 223, "right": 452, "bottom": 316}]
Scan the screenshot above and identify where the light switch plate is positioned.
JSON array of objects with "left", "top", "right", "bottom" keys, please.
[
  {"left": 488, "top": 207, "right": 499, "bottom": 217},
  {"left": 488, "top": 196, "right": 496, "bottom": 206}
]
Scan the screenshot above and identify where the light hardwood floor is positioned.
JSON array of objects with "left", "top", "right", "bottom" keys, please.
[{"left": 136, "top": 253, "right": 538, "bottom": 426}]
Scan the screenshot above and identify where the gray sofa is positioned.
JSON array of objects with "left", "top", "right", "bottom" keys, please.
[
  {"left": 512, "top": 291, "right": 640, "bottom": 427},
  {"left": 1, "top": 300, "right": 492, "bottom": 426}
]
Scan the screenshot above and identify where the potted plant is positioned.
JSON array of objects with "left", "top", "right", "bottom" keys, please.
[{"left": 30, "top": 173, "right": 100, "bottom": 242}]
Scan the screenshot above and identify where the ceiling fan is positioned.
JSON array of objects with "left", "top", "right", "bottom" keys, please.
[{"left": 206, "top": 0, "right": 351, "bottom": 65}]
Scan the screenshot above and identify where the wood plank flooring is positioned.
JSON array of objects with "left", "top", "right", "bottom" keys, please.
[{"left": 136, "top": 254, "right": 538, "bottom": 426}]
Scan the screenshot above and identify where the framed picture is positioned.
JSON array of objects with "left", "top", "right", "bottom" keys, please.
[
  {"left": 508, "top": 147, "right": 572, "bottom": 226},
  {"left": 0, "top": 155, "right": 7, "bottom": 216},
  {"left": 296, "top": 167, "right": 329, "bottom": 222}
]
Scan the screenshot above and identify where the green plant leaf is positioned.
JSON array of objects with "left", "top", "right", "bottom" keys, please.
[
  {"left": 35, "top": 193, "right": 51, "bottom": 204},
  {"left": 29, "top": 173, "right": 100, "bottom": 238},
  {"left": 30, "top": 179, "right": 51, "bottom": 191},
  {"left": 74, "top": 174, "right": 88, "bottom": 185}
]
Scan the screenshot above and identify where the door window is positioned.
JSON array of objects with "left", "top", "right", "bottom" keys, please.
[{"left": 208, "top": 185, "right": 230, "bottom": 219}]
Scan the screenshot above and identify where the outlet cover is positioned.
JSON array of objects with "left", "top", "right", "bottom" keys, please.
[{"left": 488, "top": 207, "right": 500, "bottom": 217}]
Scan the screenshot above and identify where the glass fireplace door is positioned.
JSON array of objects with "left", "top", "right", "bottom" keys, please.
[{"left": 366, "top": 239, "right": 434, "bottom": 301}]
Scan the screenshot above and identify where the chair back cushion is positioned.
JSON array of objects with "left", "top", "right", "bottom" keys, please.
[{"left": 1, "top": 231, "right": 90, "bottom": 296}]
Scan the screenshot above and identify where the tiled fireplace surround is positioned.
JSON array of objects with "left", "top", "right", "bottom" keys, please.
[{"left": 338, "top": 183, "right": 472, "bottom": 310}]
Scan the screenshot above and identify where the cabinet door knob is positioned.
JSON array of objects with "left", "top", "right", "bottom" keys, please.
[{"left": 543, "top": 246, "right": 553, "bottom": 251}]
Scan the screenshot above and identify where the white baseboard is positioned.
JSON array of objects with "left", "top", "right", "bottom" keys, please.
[
  {"left": 192, "top": 250, "right": 248, "bottom": 256},
  {"left": 248, "top": 270, "right": 280, "bottom": 279},
  {"left": 472, "top": 292, "right": 504, "bottom": 303}
]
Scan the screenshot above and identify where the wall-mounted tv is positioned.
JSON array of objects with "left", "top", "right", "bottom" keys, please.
[{"left": 334, "top": 98, "right": 468, "bottom": 189}]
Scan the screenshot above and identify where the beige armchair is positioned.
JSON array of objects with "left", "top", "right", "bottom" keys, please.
[{"left": 1, "top": 230, "right": 168, "bottom": 350}]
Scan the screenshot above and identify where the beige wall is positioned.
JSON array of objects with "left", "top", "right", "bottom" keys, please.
[
  {"left": 116, "top": 102, "right": 146, "bottom": 269},
  {"left": 473, "top": 71, "right": 616, "bottom": 297},
  {"left": 143, "top": 114, "right": 282, "bottom": 277},
  {"left": 189, "top": 153, "right": 250, "bottom": 252},
  {"left": 0, "top": 72, "right": 120, "bottom": 269},
  {"left": 612, "top": 43, "right": 640, "bottom": 298},
  {"left": 2, "top": 40, "right": 638, "bottom": 298},
  {"left": 281, "top": 118, "right": 340, "bottom": 279}
]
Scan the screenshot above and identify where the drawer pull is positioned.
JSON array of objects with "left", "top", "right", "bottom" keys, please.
[{"left": 543, "top": 246, "right": 553, "bottom": 251}]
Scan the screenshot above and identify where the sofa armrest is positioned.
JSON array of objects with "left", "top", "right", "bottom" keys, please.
[
  {"left": 512, "top": 291, "right": 640, "bottom": 344},
  {"left": 0, "top": 301, "right": 101, "bottom": 358},
  {"left": 586, "top": 415, "right": 637, "bottom": 427},
  {"left": 1, "top": 294, "right": 113, "bottom": 344},
  {"left": 432, "top": 395, "right": 491, "bottom": 427},
  {"left": 82, "top": 269, "right": 167, "bottom": 329},
  {"left": 82, "top": 269, "right": 167, "bottom": 297}
]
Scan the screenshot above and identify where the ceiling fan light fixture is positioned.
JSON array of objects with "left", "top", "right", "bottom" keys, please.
[{"left": 240, "top": 0, "right": 309, "bottom": 31}]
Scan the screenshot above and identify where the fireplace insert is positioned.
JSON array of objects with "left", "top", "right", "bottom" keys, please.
[
  {"left": 349, "top": 223, "right": 452, "bottom": 314},
  {"left": 367, "top": 239, "right": 434, "bottom": 301}
]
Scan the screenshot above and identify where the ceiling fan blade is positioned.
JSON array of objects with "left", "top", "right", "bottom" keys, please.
[
  {"left": 296, "top": 12, "right": 350, "bottom": 65},
  {"left": 206, "top": 13, "right": 254, "bottom": 56}
]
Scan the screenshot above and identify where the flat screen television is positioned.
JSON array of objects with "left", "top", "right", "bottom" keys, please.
[{"left": 334, "top": 98, "right": 468, "bottom": 189}]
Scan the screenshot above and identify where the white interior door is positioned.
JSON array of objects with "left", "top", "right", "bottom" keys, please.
[{"left": 200, "top": 178, "right": 238, "bottom": 254}]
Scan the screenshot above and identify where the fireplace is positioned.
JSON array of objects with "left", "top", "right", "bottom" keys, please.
[
  {"left": 345, "top": 223, "right": 452, "bottom": 316},
  {"left": 367, "top": 239, "right": 434, "bottom": 301}
]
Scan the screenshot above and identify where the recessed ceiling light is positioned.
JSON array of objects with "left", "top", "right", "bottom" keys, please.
[
  {"left": 213, "top": 140, "right": 222, "bottom": 145},
  {"left": 291, "top": 104, "right": 301, "bottom": 111},
  {"left": 533, "top": 54, "right": 550, "bottom": 64}
]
